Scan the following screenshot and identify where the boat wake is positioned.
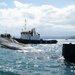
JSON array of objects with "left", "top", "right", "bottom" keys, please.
[
  {"left": 0, "top": 37, "right": 43, "bottom": 53},
  {"left": 0, "top": 37, "right": 28, "bottom": 50},
  {"left": 17, "top": 46, "right": 44, "bottom": 53}
]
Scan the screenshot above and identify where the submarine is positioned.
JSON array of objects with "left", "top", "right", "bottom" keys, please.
[
  {"left": 62, "top": 43, "right": 75, "bottom": 63},
  {"left": 0, "top": 34, "right": 26, "bottom": 50}
]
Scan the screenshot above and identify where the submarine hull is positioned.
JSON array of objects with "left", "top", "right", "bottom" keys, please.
[{"left": 62, "top": 44, "right": 75, "bottom": 63}]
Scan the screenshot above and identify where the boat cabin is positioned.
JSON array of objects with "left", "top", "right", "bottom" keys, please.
[{"left": 21, "top": 28, "right": 40, "bottom": 40}]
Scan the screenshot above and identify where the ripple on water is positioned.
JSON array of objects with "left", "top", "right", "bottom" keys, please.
[{"left": 0, "top": 40, "right": 75, "bottom": 75}]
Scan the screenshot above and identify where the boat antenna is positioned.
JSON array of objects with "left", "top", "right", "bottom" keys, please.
[
  {"left": 5, "top": 30, "right": 7, "bottom": 34},
  {"left": 25, "top": 19, "right": 26, "bottom": 30}
]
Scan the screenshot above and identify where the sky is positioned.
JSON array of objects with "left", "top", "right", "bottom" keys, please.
[{"left": 0, "top": 0, "right": 75, "bottom": 37}]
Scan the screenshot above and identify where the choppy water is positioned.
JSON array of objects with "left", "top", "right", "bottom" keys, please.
[{"left": 0, "top": 39, "right": 75, "bottom": 75}]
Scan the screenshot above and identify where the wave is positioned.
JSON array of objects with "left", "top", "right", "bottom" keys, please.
[
  {"left": 0, "top": 70, "right": 20, "bottom": 75},
  {"left": 18, "top": 46, "right": 44, "bottom": 53}
]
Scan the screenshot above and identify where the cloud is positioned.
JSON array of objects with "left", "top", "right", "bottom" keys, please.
[
  {"left": 0, "top": 1, "right": 75, "bottom": 36},
  {"left": 14, "top": 0, "right": 32, "bottom": 8}
]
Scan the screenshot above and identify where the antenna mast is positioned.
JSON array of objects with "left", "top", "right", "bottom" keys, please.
[{"left": 25, "top": 19, "right": 26, "bottom": 30}]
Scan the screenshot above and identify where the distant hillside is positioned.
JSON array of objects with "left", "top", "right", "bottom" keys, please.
[
  {"left": 41, "top": 36, "right": 75, "bottom": 39},
  {"left": 68, "top": 36, "right": 75, "bottom": 39}
]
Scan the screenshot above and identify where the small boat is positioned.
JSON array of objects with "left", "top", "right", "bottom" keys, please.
[{"left": 13, "top": 20, "right": 57, "bottom": 44}]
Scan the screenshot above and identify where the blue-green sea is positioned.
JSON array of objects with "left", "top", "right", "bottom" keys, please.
[{"left": 0, "top": 39, "right": 75, "bottom": 75}]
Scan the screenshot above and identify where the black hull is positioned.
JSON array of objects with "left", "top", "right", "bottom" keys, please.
[
  {"left": 13, "top": 38, "right": 57, "bottom": 44},
  {"left": 62, "top": 44, "right": 75, "bottom": 63}
]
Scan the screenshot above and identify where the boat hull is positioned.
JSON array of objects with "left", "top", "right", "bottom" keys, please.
[{"left": 13, "top": 38, "right": 57, "bottom": 44}]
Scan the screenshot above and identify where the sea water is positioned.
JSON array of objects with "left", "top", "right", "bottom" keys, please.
[{"left": 0, "top": 39, "right": 75, "bottom": 75}]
